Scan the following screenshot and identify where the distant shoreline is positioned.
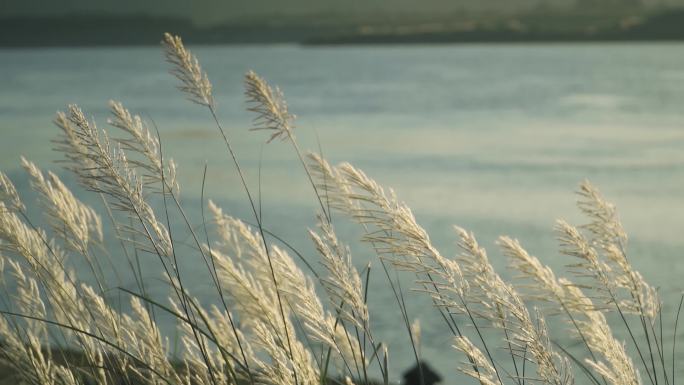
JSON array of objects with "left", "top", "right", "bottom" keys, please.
[
  {"left": 2, "top": 9, "right": 684, "bottom": 47},
  {"left": 4, "top": 36, "right": 684, "bottom": 49},
  {"left": 4, "top": 37, "right": 684, "bottom": 49},
  {"left": 302, "top": 34, "right": 684, "bottom": 46}
]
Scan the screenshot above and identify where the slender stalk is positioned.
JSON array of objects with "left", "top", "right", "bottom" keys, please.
[
  {"left": 208, "top": 106, "right": 299, "bottom": 385},
  {"left": 285, "top": 131, "right": 330, "bottom": 223},
  {"left": 672, "top": 294, "right": 684, "bottom": 385},
  {"left": 200, "top": 164, "right": 255, "bottom": 385}
]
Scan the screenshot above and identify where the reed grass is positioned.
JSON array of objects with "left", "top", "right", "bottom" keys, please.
[{"left": 0, "top": 33, "right": 679, "bottom": 385}]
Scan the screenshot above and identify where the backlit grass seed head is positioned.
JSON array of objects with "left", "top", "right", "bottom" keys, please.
[
  {"left": 499, "top": 236, "right": 585, "bottom": 312},
  {"left": 309, "top": 221, "right": 369, "bottom": 328},
  {"left": 307, "top": 153, "right": 360, "bottom": 213},
  {"left": 251, "top": 320, "right": 319, "bottom": 385},
  {"left": 163, "top": 32, "right": 213, "bottom": 107},
  {"left": 331, "top": 162, "right": 453, "bottom": 278},
  {"left": 603, "top": 242, "right": 661, "bottom": 320},
  {"left": 107, "top": 100, "right": 179, "bottom": 194},
  {"left": 22, "top": 157, "right": 103, "bottom": 251},
  {"left": 0, "top": 311, "right": 79, "bottom": 385},
  {"left": 563, "top": 284, "right": 641, "bottom": 385},
  {"left": 0, "top": 201, "right": 56, "bottom": 269},
  {"left": 577, "top": 180, "right": 627, "bottom": 248},
  {"left": 311, "top": 158, "right": 469, "bottom": 316},
  {"left": 453, "top": 336, "right": 500, "bottom": 385},
  {"left": 209, "top": 201, "right": 363, "bottom": 373},
  {"left": 557, "top": 217, "right": 660, "bottom": 320},
  {"left": 502, "top": 234, "right": 642, "bottom": 385},
  {"left": 574, "top": 182, "right": 660, "bottom": 318},
  {"left": 456, "top": 228, "right": 573, "bottom": 385},
  {"left": 245, "top": 70, "right": 295, "bottom": 143},
  {"left": 9, "top": 260, "right": 47, "bottom": 334},
  {"left": 556, "top": 219, "right": 615, "bottom": 295},
  {"left": 0, "top": 171, "right": 24, "bottom": 212},
  {"left": 54, "top": 104, "right": 173, "bottom": 257}
]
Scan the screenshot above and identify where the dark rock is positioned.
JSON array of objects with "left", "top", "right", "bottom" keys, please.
[{"left": 402, "top": 361, "right": 442, "bottom": 385}]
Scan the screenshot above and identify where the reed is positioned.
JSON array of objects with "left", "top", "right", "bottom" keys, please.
[{"left": 0, "top": 33, "right": 679, "bottom": 385}]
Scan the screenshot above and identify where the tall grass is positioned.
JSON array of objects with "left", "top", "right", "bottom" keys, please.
[{"left": 0, "top": 33, "right": 679, "bottom": 385}]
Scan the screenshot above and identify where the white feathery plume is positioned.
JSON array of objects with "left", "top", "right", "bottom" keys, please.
[
  {"left": 162, "top": 33, "right": 213, "bottom": 107},
  {"left": 565, "top": 283, "right": 642, "bottom": 385},
  {"left": 603, "top": 242, "right": 660, "bottom": 320},
  {"left": 170, "top": 298, "right": 238, "bottom": 385},
  {"left": 0, "top": 171, "right": 24, "bottom": 211},
  {"left": 107, "top": 100, "right": 179, "bottom": 194},
  {"left": 245, "top": 70, "right": 295, "bottom": 143},
  {"left": 78, "top": 285, "right": 142, "bottom": 385},
  {"left": 53, "top": 105, "right": 172, "bottom": 257},
  {"left": 0, "top": 202, "right": 70, "bottom": 292},
  {"left": 7, "top": 259, "right": 48, "bottom": 340},
  {"left": 206, "top": 212, "right": 281, "bottom": 330},
  {"left": 0, "top": 258, "right": 82, "bottom": 385},
  {"left": 556, "top": 219, "right": 660, "bottom": 320},
  {"left": 501, "top": 236, "right": 590, "bottom": 313},
  {"left": 251, "top": 320, "right": 320, "bottom": 385},
  {"left": 212, "top": 245, "right": 282, "bottom": 332},
  {"left": 275, "top": 242, "right": 363, "bottom": 368},
  {"left": 502, "top": 235, "right": 641, "bottom": 385},
  {"left": 124, "top": 297, "right": 183, "bottom": 385},
  {"left": 22, "top": 158, "right": 103, "bottom": 252},
  {"left": 456, "top": 227, "right": 573, "bottom": 385},
  {"left": 309, "top": 160, "right": 469, "bottom": 307},
  {"left": 453, "top": 336, "right": 500, "bottom": 385},
  {"left": 309, "top": 220, "right": 368, "bottom": 329},
  {"left": 0, "top": 316, "right": 80, "bottom": 385},
  {"left": 0, "top": 207, "right": 112, "bottom": 384},
  {"left": 208, "top": 201, "right": 325, "bottom": 383},
  {"left": 0, "top": 194, "right": 184, "bottom": 385},
  {"left": 577, "top": 181, "right": 627, "bottom": 248},
  {"left": 307, "top": 153, "right": 359, "bottom": 212},
  {"left": 208, "top": 201, "right": 290, "bottom": 324},
  {"left": 574, "top": 182, "right": 660, "bottom": 320}
]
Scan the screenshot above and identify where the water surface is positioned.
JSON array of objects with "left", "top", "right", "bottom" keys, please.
[{"left": 2, "top": 43, "right": 684, "bottom": 383}]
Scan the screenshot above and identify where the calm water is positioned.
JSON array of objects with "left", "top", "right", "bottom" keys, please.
[{"left": 2, "top": 43, "right": 684, "bottom": 383}]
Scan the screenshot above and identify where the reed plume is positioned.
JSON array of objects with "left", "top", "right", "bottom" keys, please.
[
  {"left": 573, "top": 181, "right": 660, "bottom": 321},
  {"left": 452, "top": 336, "right": 499, "bottom": 385},
  {"left": 245, "top": 70, "right": 295, "bottom": 143},
  {"left": 162, "top": 33, "right": 213, "bottom": 107},
  {"left": 502, "top": 236, "right": 641, "bottom": 385}
]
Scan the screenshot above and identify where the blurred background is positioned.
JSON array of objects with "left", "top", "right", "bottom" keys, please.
[
  {"left": 3, "top": 0, "right": 684, "bottom": 45},
  {"left": 2, "top": 1, "right": 684, "bottom": 384}
]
